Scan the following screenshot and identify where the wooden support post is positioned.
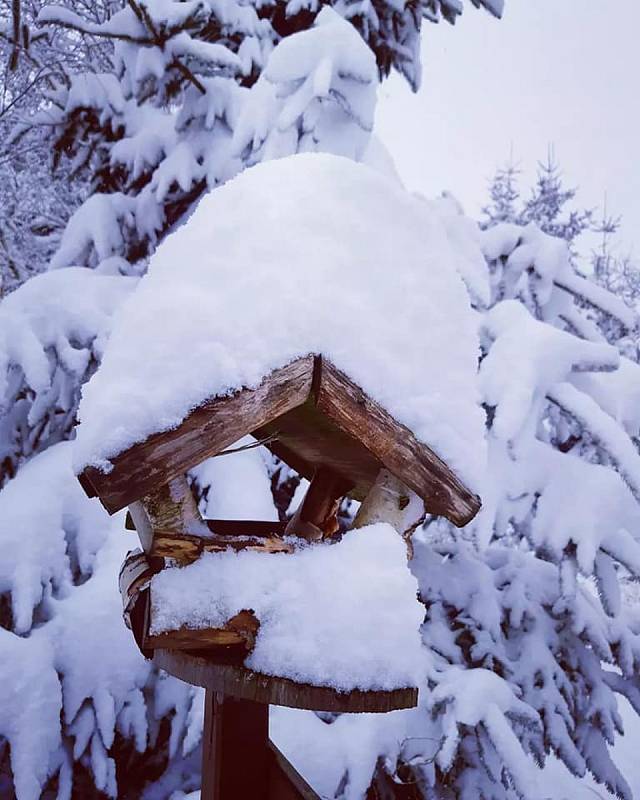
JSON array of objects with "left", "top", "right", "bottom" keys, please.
[
  {"left": 201, "top": 690, "right": 270, "bottom": 800},
  {"left": 352, "top": 468, "right": 421, "bottom": 558},
  {"left": 352, "top": 468, "right": 410, "bottom": 531},
  {"left": 128, "top": 475, "right": 208, "bottom": 554},
  {"left": 285, "top": 466, "right": 351, "bottom": 541}
]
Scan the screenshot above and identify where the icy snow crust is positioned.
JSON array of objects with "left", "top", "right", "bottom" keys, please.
[
  {"left": 74, "top": 153, "right": 485, "bottom": 489},
  {"left": 150, "top": 523, "right": 425, "bottom": 691}
]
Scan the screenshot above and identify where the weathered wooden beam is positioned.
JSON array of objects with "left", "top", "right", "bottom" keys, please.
[
  {"left": 145, "top": 609, "right": 260, "bottom": 652},
  {"left": 315, "top": 358, "right": 480, "bottom": 527},
  {"left": 79, "top": 355, "right": 315, "bottom": 514},
  {"left": 79, "top": 353, "right": 479, "bottom": 527},
  {"left": 150, "top": 529, "right": 293, "bottom": 564},
  {"left": 154, "top": 649, "right": 418, "bottom": 713},
  {"left": 285, "top": 466, "right": 351, "bottom": 541}
]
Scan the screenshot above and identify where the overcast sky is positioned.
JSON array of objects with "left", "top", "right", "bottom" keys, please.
[{"left": 376, "top": 0, "right": 639, "bottom": 262}]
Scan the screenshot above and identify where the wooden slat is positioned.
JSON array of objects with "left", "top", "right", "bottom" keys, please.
[
  {"left": 268, "top": 741, "right": 321, "bottom": 800},
  {"left": 147, "top": 605, "right": 259, "bottom": 652},
  {"left": 79, "top": 355, "right": 315, "bottom": 514},
  {"left": 150, "top": 529, "right": 293, "bottom": 564},
  {"left": 205, "top": 519, "right": 287, "bottom": 537},
  {"left": 315, "top": 358, "right": 480, "bottom": 527},
  {"left": 154, "top": 649, "right": 418, "bottom": 713},
  {"left": 145, "top": 627, "right": 248, "bottom": 650},
  {"left": 145, "top": 609, "right": 260, "bottom": 652}
]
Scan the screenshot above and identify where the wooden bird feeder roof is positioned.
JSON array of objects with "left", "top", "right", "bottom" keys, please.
[{"left": 78, "top": 354, "right": 480, "bottom": 527}]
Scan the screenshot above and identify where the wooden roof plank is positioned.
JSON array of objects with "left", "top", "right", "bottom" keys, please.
[
  {"left": 77, "top": 352, "right": 480, "bottom": 526},
  {"left": 314, "top": 357, "right": 480, "bottom": 527},
  {"left": 79, "top": 355, "right": 315, "bottom": 514}
]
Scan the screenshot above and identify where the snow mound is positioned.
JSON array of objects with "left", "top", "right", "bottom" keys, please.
[
  {"left": 150, "top": 523, "right": 425, "bottom": 691},
  {"left": 74, "top": 153, "right": 485, "bottom": 490}
]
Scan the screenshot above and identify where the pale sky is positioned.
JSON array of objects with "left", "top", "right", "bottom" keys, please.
[{"left": 376, "top": 0, "right": 640, "bottom": 262}]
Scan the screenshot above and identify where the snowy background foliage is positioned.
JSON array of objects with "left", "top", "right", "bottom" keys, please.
[{"left": 1, "top": 0, "right": 640, "bottom": 799}]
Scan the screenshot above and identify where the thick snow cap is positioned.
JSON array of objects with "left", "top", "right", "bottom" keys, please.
[
  {"left": 74, "top": 153, "right": 485, "bottom": 490},
  {"left": 150, "top": 523, "right": 426, "bottom": 691}
]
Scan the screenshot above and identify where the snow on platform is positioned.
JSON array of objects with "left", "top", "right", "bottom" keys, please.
[
  {"left": 74, "top": 153, "right": 485, "bottom": 489},
  {"left": 149, "top": 523, "right": 425, "bottom": 691}
]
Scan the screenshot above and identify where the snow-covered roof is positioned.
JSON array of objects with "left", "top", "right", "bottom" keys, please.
[{"left": 74, "top": 153, "right": 485, "bottom": 490}]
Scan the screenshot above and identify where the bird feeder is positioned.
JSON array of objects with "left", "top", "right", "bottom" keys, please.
[{"left": 77, "top": 353, "right": 480, "bottom": 799}]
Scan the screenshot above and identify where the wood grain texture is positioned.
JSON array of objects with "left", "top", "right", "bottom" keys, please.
[
  {"left": 141, "top": 475, "right": 208, "bottom": 535},
  {"left": 315, "top": 358, "right": 480, "bottom": 527},
  {"left": 150, "top": 529, "right": 293, "bottom": 564},
  {"left": 205, "top": 519, "right": 287, "bottom": 537},
  {"left": 80, "top": 355, "right": 315, "bottom": 514},
  {"left": 154, "top": 649, "right": 418, "bottom": 713},
  {"left": 145, "top": 610, "right": 260, "bottom": 652},
  {"left": 79, "top": 353, "right": 479, "bottom": 526},
  {"left": 254, "top": 398, "right": 382, "bottom": 501}
]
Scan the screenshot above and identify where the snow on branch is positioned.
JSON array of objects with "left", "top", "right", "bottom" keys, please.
[
  {"left": 523, "top": 440, "right": 640, "bottom": 581},
  {"left": 234, "top": 8, "right": 378, "bottom": 162},
  {"left": 556, "top": 269, "right": 636, "bottom": 331},
  {"left": 479, "top": 300, "right": 620, "bottom": 441},
  {"left": 547, "top": 381, "right": 640, "bottom": 503},
  {"left": 0, "top": 269, "right": 136, "bottom": 476},
  {"left": 37, "top": 5, "right": 151, "bottom": 44}
]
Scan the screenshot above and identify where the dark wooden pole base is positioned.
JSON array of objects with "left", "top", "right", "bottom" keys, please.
[
  {"left": 202, "top": 690, "right": 270, "bottom": 800},
  {"left": 201, "top": 688, "right": 321, "bottom": 800}
]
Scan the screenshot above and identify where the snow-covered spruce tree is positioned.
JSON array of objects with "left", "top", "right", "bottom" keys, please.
[
  {"left": 482, "top": 151, "right": 594, "bottom": 250},
  {"left": 0, "top": 0, "right": 117, "bottom": 292},
  {"left": 30, "top": 0, "right": 503, "bottom": 276},
  {"left": 591, "top": 207, "right": 640, "bottom": 355},
  {"left": 358, "top": 201, "right": 640, "bottom": 798},
  {"left": 482, "top": 152, "right": 637, "bottom": 352},
  {"left": 0, "top": 1, "right": 504, "bottom": 798}
]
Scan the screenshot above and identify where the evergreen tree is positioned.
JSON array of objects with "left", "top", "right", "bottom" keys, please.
[
  {"left": 0, "top": 0, "right": 116, "bottom": 291},
  {"left": 482, "top": 148, "right": 594, "bottom": 249},
  {"left": 0, "top": 0, "right": 505, "bottom": 797},
  {"left": 362, "top": 197, "right": 640, "bottom": 800},
  {"left": 480, "top": 157, "right": 520, "bottom": 227}
]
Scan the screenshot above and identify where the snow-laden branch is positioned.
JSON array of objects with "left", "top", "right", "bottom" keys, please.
[
  {"left": 479, "top": 300, "right": 620, "bottom": 441},
  {"left": 555, "top": 269, "right": 636, "bottom": 331},
  {"left": 547, "top": 381, "right": 640, "bottom": 503},
  {"left": 38, "top": 5, "right": 152, "bottom": 44}
]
